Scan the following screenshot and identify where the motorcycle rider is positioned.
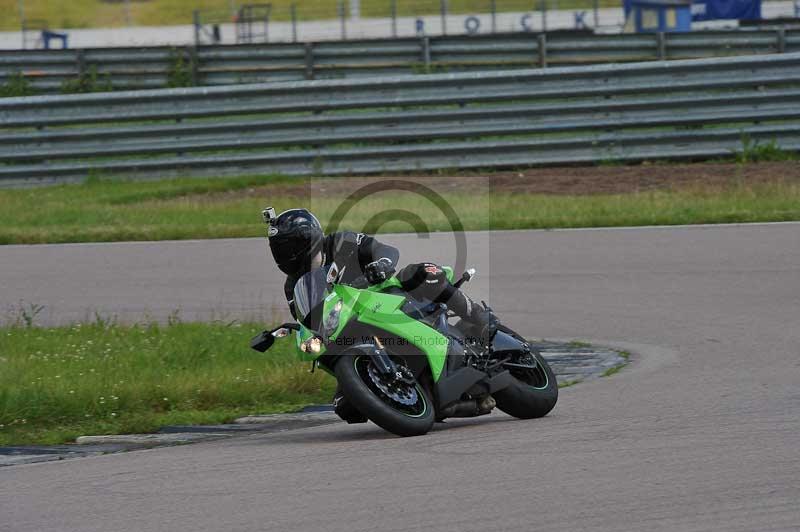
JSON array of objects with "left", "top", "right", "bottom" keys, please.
[{"left": 263, "top": 207, "right": 499, "bottom": 421}]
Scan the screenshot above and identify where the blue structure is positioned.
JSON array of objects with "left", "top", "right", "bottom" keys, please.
[
  {"left": 42, "top": 30, "right": 68, "bottom": 49},
  {"left": 624, "top": 0, "right": 762, "bottom": 26},
  {"left": 692, "top": 0, "right": 761, "bottom": 21},
  {"left": 625, "top": 0, "right": 692, "bottom": 32}
]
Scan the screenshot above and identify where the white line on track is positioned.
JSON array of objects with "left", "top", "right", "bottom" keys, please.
[{"left": 5, "top": 220, "right": 800, "bottom": 249}]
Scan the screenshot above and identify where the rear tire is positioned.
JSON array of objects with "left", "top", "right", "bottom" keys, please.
[
  {"left": 493, "top": 350, "right": 558, "bottom": 419},
  {"left": 335, "top": 352, "right": 435, "bottom": 437}
]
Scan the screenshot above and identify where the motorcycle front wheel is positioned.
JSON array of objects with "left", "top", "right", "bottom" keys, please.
[{"left": 335, "top": 352, "right": 435, "bottom": 437}]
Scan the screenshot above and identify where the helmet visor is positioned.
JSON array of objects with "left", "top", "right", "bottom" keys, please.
[{"left": 269, "top": 231, "right": 321, "bottom": 276}]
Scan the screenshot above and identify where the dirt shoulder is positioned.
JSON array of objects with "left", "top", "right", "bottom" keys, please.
[
  {"left": 213, "top": 162, "right": 800, "bottom": 201},
  {"left": 476, "top": 161, "right": 800, "bottom": 195}
]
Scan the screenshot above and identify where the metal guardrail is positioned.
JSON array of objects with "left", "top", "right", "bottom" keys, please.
[
  {"left": 1, "top": 53, "right": 799, "bottom": 185},
  {"left": 1, "top": 29, "right": 799, "bottom": 92}
]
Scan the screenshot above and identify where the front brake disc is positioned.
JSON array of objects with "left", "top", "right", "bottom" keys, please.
[{"left": 367, "top": 362, "right": 419, "bottom": 406}]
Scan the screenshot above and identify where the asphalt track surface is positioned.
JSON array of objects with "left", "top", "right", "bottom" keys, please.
[{"left": 1, "top": 223, "right": 799, "bottom": 531}]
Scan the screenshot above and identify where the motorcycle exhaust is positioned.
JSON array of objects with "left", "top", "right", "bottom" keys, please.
[{"left": 439, "top": 396, "right": 496, "bottom": 418}]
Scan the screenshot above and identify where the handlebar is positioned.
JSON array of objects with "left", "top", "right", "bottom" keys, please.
[{"left": 453, "top": 268, "right": 476, "bottom": 289}]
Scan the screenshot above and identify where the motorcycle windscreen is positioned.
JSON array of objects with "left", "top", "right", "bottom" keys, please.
[{"left": 293, "top": 267, "right": 328, "bottom": 332}]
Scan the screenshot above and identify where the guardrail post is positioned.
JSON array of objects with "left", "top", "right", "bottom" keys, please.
[
  {"left": 187, "top": 46, "right": 199, "bottom": 86},
  {"left": 304, "top": 43, "right": 315, "bottom": 80},
  {"left": 391, "top": 0, "right": 398, "bottom": 38},
  {"left": 76, "top": 49, "right": 86, "bottom": 82},
  {"left": 192, "top": 10, "right": 201, "bottom": 47},
  {"left": 440, "top": 0, "right": 448, "bottom": 35},
  {"left": 537, "top": 33, "right": 547, "bottom": 68},
  {"left": 540, "top": 0, "right": 548, "bottom": 32},
  {"left": 421, "top": 37, "right": 431, "bottom": 71},
  {"left": 776, "top": 28, "right": 786, "bottom": 53},
  {"left": 338, "top": 0, "right": 347, "bottom": 40},
  {"left": 490, "top": 0, "right": 497, "bottom": 33},
  {"left": 657, "top": 32, "right": 667, "bottom": 60},
  {"left": 291, "top": 4, "right": 298, "bottom": 42},
  {"left": 176, "top": 115, "right": 184, "bottom": 157}
]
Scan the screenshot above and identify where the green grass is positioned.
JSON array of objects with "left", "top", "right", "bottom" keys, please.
[
  {"left": 736, "top": 137, "right": 798, "bottom": 164},
  {"left": 0, "top": 320, "right": 335, "bottom": 446},
  {"left": 600, "top": 365, "right": 623, "bottom": 377},
  {"left": 567, "top": 340, "right": 591, "bottom": 347},
  {"left": 0, "top": 72, "right": 37, "bottom": 97},
  {"left": 1, "top": 0, "right": 618, "bottom": 31},
  {"left": 1, "top": 173, "right": 800, "bottom": 245},
  {"left": 601, "top": 350, "right": 630, "bottom": 377}
]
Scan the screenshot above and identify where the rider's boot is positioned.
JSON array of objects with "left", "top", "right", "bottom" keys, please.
[
  {"left": 467, "top": 303, "right": 500, "bottom": 347},
  {"left": 476, "top": 395, "right": 497, "bottom": 415},
  {"left": 333, "top": 385, "right": 368, "bottom": 424}
]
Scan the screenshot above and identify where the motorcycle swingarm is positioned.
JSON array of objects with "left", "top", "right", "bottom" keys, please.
[
  {"left": 485, "top": 370, "right": 512, "bottom": 393},
  {"left": 436, "top": 367, "right": 514, "bottom": 407}
]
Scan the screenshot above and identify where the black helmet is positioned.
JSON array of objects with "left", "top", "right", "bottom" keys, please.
[{"left": 264, "top": 207, "right": 324, "bottom": 277}]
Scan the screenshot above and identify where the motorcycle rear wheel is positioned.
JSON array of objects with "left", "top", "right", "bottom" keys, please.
[
  {"left": 493, "top": 350, "right": 558, "bottom": 419},
  {"left": 335, "top": 352, "right": 435, "bottom": 437}
]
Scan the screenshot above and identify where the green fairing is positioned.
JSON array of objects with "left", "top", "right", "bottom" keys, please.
[
  {"left": 353, "top": 292, "right": 448, "bottom": 382},
  {"left": 442, "top": 266, "right": 455, "bottom": 283},
  {"left": 294, "top": 271, "right": 453, "bottom": 382}
]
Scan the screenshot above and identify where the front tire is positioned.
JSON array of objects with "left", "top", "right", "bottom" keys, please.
[
  {"left": 335, "top": 352, "right": 435, "bottom": 437},
  {"left": 493, "top": 350, "right": 558, "bottom": 419}
]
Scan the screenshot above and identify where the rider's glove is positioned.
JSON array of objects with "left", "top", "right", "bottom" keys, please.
[{"left": 364, "top": 258, "right": 395, "bottom": 285}]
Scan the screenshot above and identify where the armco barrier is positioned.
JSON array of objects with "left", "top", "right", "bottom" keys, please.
[
  {"left": 1, "top": 53, "right": 799, "bottom": 185},
  {"left": 1, "top": 29, "right": 799, "bottom": 92}
]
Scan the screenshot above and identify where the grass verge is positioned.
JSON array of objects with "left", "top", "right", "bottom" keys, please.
[
  {"left": 1, "top": 172, "right": 800, "bottom": 245},
  {"left": 0, "top": 318, "right": 594, "bottom": 446},
  {"left": 0, "top": 0, "right": 619, "bottom": 31},
  {"left": 0, "top": 320, "right": 335, "bottom": 446}
]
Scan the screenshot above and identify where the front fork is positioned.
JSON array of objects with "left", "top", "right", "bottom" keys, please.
[{"left": 366, "top": 336, "right": 413, "bottom": 384}]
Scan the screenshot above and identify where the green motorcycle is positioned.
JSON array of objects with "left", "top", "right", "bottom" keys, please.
[{"left": 250, "top": 265, "right": 558, "bottom": 437}]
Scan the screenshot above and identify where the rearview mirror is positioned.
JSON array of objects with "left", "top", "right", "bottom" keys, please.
[
  {"left": 250, "top": 323, "right": 300, "bottom": 352},
  {"left": 250, "top": 330, "right": 276, "bottom": 352}
]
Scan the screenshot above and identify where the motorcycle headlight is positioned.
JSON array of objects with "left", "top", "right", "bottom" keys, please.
[
  {"left": 300, "top": 336, "right": 323, "bottom": 354},
  {"left": 324, "top": 300, "right": 343, "bottom": 335}
]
